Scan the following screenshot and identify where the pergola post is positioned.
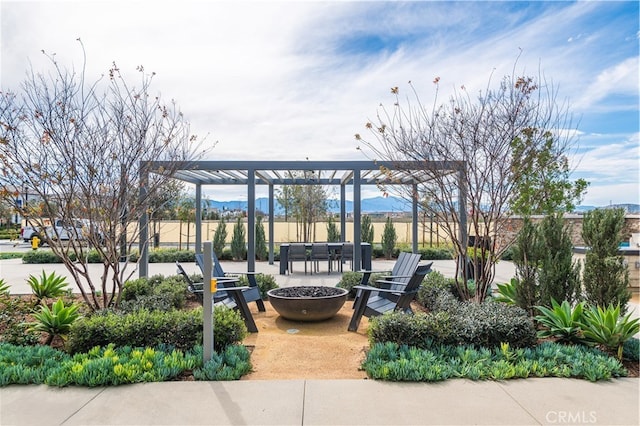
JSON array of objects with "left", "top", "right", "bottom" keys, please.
[
  {"left": 340, "top": 184, "right": 346, "bottom": 242},
  {"left": 268, "top": 184, "right": 274, "bottom": 264},
  {"left": 247, "top": 169, "right": 256, "bottom": 272},
  {"left": 353, "top": 169, "right": 361, "bottom": 270},
  {"left": 195, "top": 183, "right": 202, "bottom": 254}
]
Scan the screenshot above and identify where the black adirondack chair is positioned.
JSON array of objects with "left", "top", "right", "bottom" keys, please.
[
  {"left": 348, "top": 262, "right": 433, "bottom": 332},
  {"left": 175, "top": 261, "right": 258, "bottom": 332},
  {"left": 354, "top": 251, "right": 422, "bottom": 304},
  {"left": 195, "top": 252, "right": 266, "bottom": 312}
]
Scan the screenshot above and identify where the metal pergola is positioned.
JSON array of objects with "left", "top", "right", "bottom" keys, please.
[{"left": 138, "top": 160, "right": 467, "bottom": 277}]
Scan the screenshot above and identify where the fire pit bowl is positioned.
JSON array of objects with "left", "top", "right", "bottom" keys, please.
[{"left": 267, "top": 286, "right": 349, "bottom": 322}]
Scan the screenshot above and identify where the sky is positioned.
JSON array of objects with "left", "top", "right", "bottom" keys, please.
[{"left": 1, "top": 0, "right": 638, "bottom": 206}]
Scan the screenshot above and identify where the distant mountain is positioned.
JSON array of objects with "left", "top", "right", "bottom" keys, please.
[
  {"left": 205, "top": 198, "right": 640, "bottom": 215},
  {"left": 574, "top": 204, "right": 640, "bottom": 214},
  {"left": 206, "top": 196, "right": 412, "bottom": 214}
]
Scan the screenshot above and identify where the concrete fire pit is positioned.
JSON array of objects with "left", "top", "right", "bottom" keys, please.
[{"left": 267, "top": 286, "right": 348, "bottom": 322}]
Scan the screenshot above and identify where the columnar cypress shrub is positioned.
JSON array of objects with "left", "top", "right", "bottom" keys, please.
[
  {"left": 213, "top": 217, "right": 227, "bottom": 256},
  {"left": 582, "top": 208, "right": 630, "bottom": 313},
  {"left": 255, "top": 216, "right": 268, "bottom": 261},
  {"left": 326, "top": 215, "right": 340, "bottom": 242},
  {"left": 230, "top": 217, "right": 246, "bottom": 261},
  {"left": 537, "top": 213, "right": 581, "bottom": 307},
  {"left": 361, "top": 215, "right": 374, "bottom": 245},
  {"left": 511, "top": 217, "right": 541, "bottom": 316},
  {"left": 381, "top": 217, "right": 397, "bottom": 259}
]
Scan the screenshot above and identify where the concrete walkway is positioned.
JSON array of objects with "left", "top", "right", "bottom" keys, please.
[{"left": 1, "top": 378, "right": 638, "bottom": 425}]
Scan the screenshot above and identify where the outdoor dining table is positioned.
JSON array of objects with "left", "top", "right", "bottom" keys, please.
[{"left": 279, "top": 242, "right": 371, "bottom": 275}]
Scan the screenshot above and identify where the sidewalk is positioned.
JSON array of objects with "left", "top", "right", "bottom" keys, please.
[{"left": 1, "top": 378, "right": 638, "bottom": 425}]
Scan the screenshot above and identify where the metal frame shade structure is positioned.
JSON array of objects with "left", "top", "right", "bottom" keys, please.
[{"left": 138, "top": 160, "right": 467, "bottom": 277}]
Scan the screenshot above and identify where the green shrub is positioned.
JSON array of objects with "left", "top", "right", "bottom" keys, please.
[
  {"left": 537, "top": 214, "right": 581, "bottom": 307},
  {"left": 418, "top": 284, "right": 459, "bottom": 313},
  {"left": 22, "top": 250, "right": 63, "bottom": 264},
  {"left": 121, "top": 277, "right": 153, "bottom": 301},
  {"left": 230, "top": 217, "right": 246, "bottom": 261},
  {"left": 0, "top": 343, "right": 71, "bottom": 386},
  {"left": 381, "top": 217, "right": 397, "bottom": 260},
  {"left": 148, "top": 249, "right": 195, "bottom": 263},
  {"left": 120, "top": 275, "right": 186, "bottom": 311},
  {"left": 582, "top": 208, "right": 631, "bottom": 313},
  {"left": 237, "top": 274, "right": 279, "bottom": 299},
  {"left": 416, "top": 270, "right": 456, "bottom": 309},
  {"left": 371, "top": 289, "right": 536, "bottom": 349},
  {"left": 67, "top": 306, "right": 246, "bottom": 354},
  {"left": 0, "top": 252, "right": 23, "bottom": 260},
  {"left": 213, "top": 218, "right": 228, "bottom": 257},
  {"left": 622, "top": 337, "right": 639, "bottom": 362},
  {"left": 0, "top": 295, "right": 41, "bottom": 345},
  {"left": 255, "top": 216, "right": 268, "bottom": 261},
  {"left": 368, "top": 311, "right": 453, "bottom": 348},
  {"left": 418, "top": 246, "right": 454, "bottom": 260},
  {"left": 361, "top": 341, "right": 627, "bottom": 382},
  {"left": 0, "top": 343, "right": 250, "bottom": 387},
  {"left": 500, "top": 245, "right": 515, "bottom": 261},
  {"left": 336, "top": 271, "right": 364, "bottom": 299},
  {"left": 67, "top": 308, "right": 204, "bottom": 354},
  {"left": 213, "top": 307, "right": 248, "bottom": 352},
  {"left": 361, "top": 215, "right": 374, "bottom": 245},
  {"left": 449, "top": 300, "right": 537, "bottom": 348},
  {"left": 193, "top": 345, "right": 252, "bottom": 380}
]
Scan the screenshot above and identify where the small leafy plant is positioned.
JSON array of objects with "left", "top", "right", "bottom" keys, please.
[
  {"left": 29, "top": 298, "right": 81, "bottom": 345},
  {"left": 579, "top": 304, "right": 640, "bottom": 360},
  {"left": 535, "top": 298, "right": 585, "bottom": 344},
  {"left": 0, "top": 278, "right": 9, "bottom": 295},
  {"left": 493, "top": 279, "right": 518, "bottom": 305},
  {"left": 27, "top": 270, "right": 68, "bottom": 305}
]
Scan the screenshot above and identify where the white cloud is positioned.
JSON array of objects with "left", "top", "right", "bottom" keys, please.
[{"left": 1, "top": 0, "right": 637, "bottom": 205}]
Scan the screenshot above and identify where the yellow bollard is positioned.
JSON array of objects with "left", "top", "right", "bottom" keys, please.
[{"left": 31, "top": 236, "right": 40, "bottom": 250}]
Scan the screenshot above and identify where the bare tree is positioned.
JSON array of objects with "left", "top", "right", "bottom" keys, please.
[
  {"left": 276, "top": 170, "right": 329, "bottom": 242},
  {"left": 0, "top": 43, "right": 203, "bottom": 310},
  {"left": 356, "top": 68, "right": 585, "bottom": 302}
]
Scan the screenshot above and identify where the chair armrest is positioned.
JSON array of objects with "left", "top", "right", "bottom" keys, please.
[
  {"left": 224, "top": 271, "right": 259, "bottom": 276},
  {"left": 353, "top": 285, "right": 408, "bottom": 295},
  {"left": 220, "top": 286, "right": 250, "bottom": 291},
  {"left": 357, "top": 269, "right": 390, "bottom": 274},
  {"left": 375, "top": 279, "right": 410, "bottom": 286},
  {"left": 382, "top": 274, "right": 412, "bottom": 279}
]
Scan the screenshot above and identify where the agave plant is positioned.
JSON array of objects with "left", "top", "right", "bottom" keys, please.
[
  {"left": 0, "top": 278, "right": 10, "bottom": 295},
  {"left": 493, "top": 278, "right": 518, "bottom": 304},
  {"left": 579, "top": 304, "right": 640, "bottom": 360},
  {"left": 535, "top": 298, "right": 585, "bottom": 344},
  {"left": 29, "top": 298, "right": 81, "bottom": 345},
  {"left": 27, "top": 270, "right": 68, "bottom": 305}
]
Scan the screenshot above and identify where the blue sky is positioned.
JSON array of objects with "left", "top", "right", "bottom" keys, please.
[{"left": 1, "top": 0, "right": 638, "bottom": 206}]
